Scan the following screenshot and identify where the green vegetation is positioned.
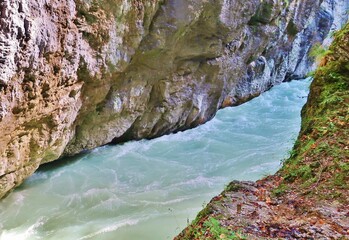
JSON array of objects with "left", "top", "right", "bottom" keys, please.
[
  {"left": 309, "top": 43, "right": 331, "bottom": 65},
  {"left": 283, "top": 0, "right": 290, "bottom": 7},
  {"left": 277, "top": 23, "right": 349, "bottom": 202},
  {"left": 202, "top": 217, "right": 246, "bottom": 240},
  {"left": 271, "top": 183, "right": 289, "bottom": 197},
  {"left": 75, "top": 0, "right": 98, "bottom": 24},
  {"left": 177, "top": 182, "right": 249, "bottom": 239},
  {"left": 179, "top": 215, "right": 246, "bottom": 240},
  {"left": 178, "top": 21, "right": 349, "bottom": 240},
  {"left": 249, "top": 1, "right": 274, "bottom": 25},
  {"left": 224, "top": 181, "right": 242, "bottom": 192}
]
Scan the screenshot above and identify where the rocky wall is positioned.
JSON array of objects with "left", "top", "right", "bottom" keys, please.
[{"left": 0, "top": 0, "right": 348, "bottom": 198}]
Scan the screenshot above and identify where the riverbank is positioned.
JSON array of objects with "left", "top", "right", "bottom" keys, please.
[
  {"left": 0, "top": 77, "right": 310, "bottom": 239},
  {"left": 176, "top": 23, "right": 349, "bottom": 240}
]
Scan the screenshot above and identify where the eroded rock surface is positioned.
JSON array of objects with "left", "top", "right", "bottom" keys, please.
[
  {"left": 0, "top": 0, "right": 348, "bottom": 198},
  {"left": 176, "top": 19, "right": 349, "bottom": 240}
]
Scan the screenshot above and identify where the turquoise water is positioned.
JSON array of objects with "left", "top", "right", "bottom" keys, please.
[{"left": 0, "top": 79, "right": 311, "bottom": 240}]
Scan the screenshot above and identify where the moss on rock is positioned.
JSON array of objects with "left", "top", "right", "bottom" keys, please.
[
  {"left": 279, "top": 23, "right": 349, "bottom": 202},
  {"left": 176, "top": 22, "right": 349, "bottom": 240}
]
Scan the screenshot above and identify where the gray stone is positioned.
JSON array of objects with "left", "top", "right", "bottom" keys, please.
[{"left": 0, "top": 0, "right": 348, "bottom": 198}]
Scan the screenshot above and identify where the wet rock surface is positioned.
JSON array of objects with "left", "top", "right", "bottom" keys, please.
[
  {"left": 0, "top": 0, "right": 348, "bottom": 198},
  {"left": 176, "top": 21, "right": 349, "bottom": 240}
]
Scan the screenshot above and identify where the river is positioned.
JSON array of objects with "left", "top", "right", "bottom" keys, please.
[{"left": 0, "top": 79, "right": 311, "bottom": 240}]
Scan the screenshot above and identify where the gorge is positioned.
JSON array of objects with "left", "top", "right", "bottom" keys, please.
[
  {"left": 0, "top": 79, "right": 310, "bottom": 239},
  {"left": 0, "top": 0, "right": 349, "bottom": 239},
  {"left": 1, "top": 0, "right": 348, "bottom": 198},
  {"left": 177, "top": 22, "right": 349, "bottom": 239}
]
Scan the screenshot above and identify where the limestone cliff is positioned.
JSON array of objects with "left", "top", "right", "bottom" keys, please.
[
  {"left": 176, "top": 20, "right": 349, "bottom": 239},
  {"left": 0, "top": 0, "right": 348, "bottom": 198}
]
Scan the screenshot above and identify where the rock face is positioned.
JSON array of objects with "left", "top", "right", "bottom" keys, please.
[
  {"left": 0, "top": 0, "right": 348, "bottom": 198},
  {"left": 176, "top": 21, "right": 349, "bottom": 239}
]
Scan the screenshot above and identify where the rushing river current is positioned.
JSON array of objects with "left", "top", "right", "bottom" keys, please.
[{"left": 0, "top": 79, "right": 311, "bottom": 240}]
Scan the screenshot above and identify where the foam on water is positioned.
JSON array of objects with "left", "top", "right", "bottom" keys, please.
[
  {"left": 0, "top": 79, "right": 311, "bottom": 240},
  {"left": 78, "top": 218, "right": 143, "bottom": 240}
]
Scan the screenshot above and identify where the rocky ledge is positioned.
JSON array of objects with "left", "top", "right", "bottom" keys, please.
[
  {"left": 176, "top": 22, "right": 349, "bottom": 240},
  {"left": 0, "top": 0, "right": 348, "bottom": 198}
]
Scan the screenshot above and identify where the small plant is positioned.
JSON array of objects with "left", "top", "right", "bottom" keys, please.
[
  {"left": 203, "top": 217, "right": 246, "bottom": 240},
  {"left": 309, "top": 43, "right": 330, "bottom": 65},
  {"left": 283, "top": 0, "right": 290, "bottom": 7},
  {"left": 320, "top": 94, "right": 343, "bottom": 107},
  {"left": 224, "top": 182, "right": 241, "bottom": 192},
  {"left": 272, "top": 183, "right": 289, "bottom": 197}
]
